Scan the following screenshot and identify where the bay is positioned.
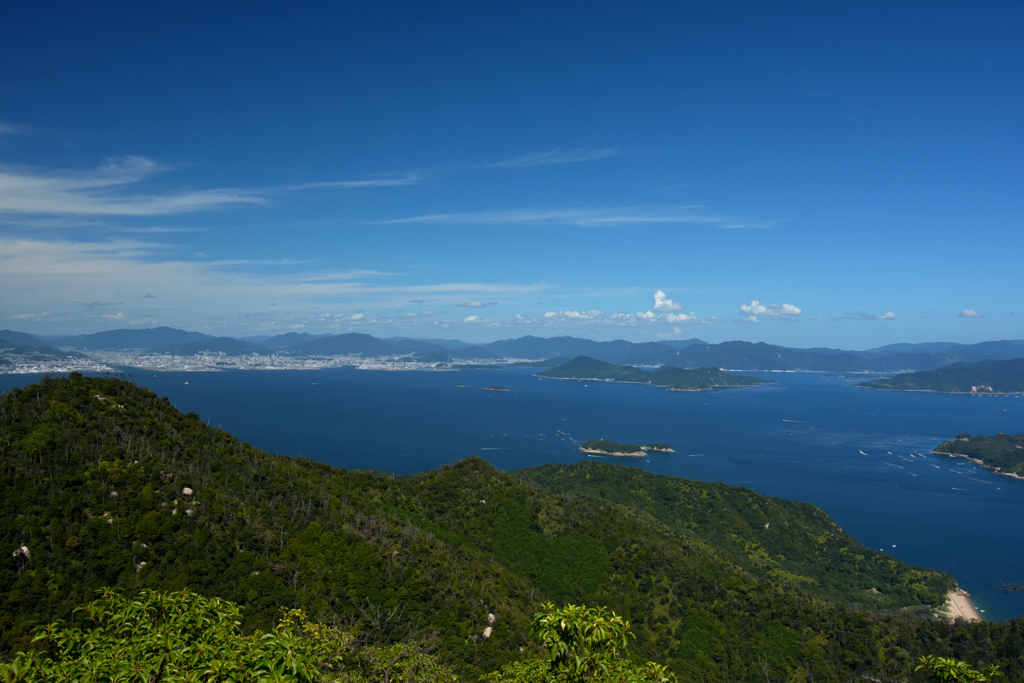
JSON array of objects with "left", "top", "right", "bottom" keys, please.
[{"left": 3, "top": 368, "right": 1022, "bottom": 620}]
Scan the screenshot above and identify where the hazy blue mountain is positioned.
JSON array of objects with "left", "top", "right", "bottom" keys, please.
[
  {"left": 662, "top": 341, "right": 872, "bottom": 371},
  {"left": 863, "top": 340, "right": 1024, "bottom": 361},
  {"left": 452, "top": 345, "right": 496, "bottom": 359},
  {"left": 239, "top": 335, "right": 273, "bottom": 344},
  {"left": 864, "top": 341, "right": 966, "bottom": 354},
  {"left": 957, "top": 340, "right": 1024, "bottom": 359},
  {"left": 383, "top": 336, "right": 476, "bottom": 351},
  {"left": 0, "top": 338, "right": 82, "bottom": 359},
  {"left": 0, "top": 329, "right": 48, "bottom": 347},
  {"left": 482, "top": 335, "right": 598, "bottom": 359},
  {"left": 47, "top": 327, "right": 214, "bottom": 350},
  {"left": 658, "top": 338, "right": 709, "bottom": 349},
  {"left": 158, "top": 338, "right": 268, "bottom": 355},
  {"left": 287, "top": 332, "right": 400, "bottom": 356},
  {"left": 258, "top": 332, "right": 333, "bottom": 349}
]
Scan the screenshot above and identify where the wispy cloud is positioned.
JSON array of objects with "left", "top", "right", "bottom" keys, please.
[
  {"left": 476, "top": 147, "right": 621, "bottom": 169},
  {"left": 457, "top": 300, "right": 498, "bottom": 309},
  {"left": 378, "top": 205, "right": 736, "bottom": 228},
  {"left": 834, "top": 310, "right": 896, "bottom": 321},
  {"left": 0, "top": 236, "right": 547, "bottom": 328},
  {"left": 516, "top": 307, "right": 714, "bottom": 327},
  {"left": 958, "top": 309, "right": 984, "bottom": 318},
  {"left": 290, "top": 172, "right": 422, "bottom": 190},
  {"left": 0, "top": 120, "right": 34, "bottom": 137},
  {"left": 0, "top": 156, "right": 264, "bottom": 217}
]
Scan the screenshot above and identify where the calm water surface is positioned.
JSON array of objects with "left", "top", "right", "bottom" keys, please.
[{"left": 4, "top": 368, "right": 1022, "bottom": 620}]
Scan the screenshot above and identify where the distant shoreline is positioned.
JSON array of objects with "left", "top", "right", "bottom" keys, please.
[
  {"left": 859, "top": 386, "right": 1024, "bottom": 396},
  {"left": 580, "top": 447, "right": 645, "bottom": 457},
  {"left": 933, "top": 451, "right": 1024, "bottom": 481},
  {"left": 540, "top": 376, "right": 762, "bottom": 392}
]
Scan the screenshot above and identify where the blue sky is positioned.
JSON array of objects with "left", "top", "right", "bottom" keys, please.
[{"left": 1, "top": 2, "right": 1021, "bottom": 348}]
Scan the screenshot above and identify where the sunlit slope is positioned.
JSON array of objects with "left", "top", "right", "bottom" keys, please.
[{"left": 518, "top": 462, "right": 952, "bottom": 607}]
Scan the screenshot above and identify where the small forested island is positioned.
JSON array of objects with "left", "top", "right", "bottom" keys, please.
[
  {"left": 645, "top": 442, "right": 674, "bottom": 452},
  {"left": 484, "top": 385, "right": 509, "bottom": 391},
  {"left": 580, "top": 438, "right": 646, "bottom": 456},
  {"left": 1, "top": 374, "right": 1021, "bottom": 681},
  {"left": 933, "top": 432, "right": 1024, "bottom": 479},
  {"left": 537, "top": 356, "right": 773, "bottom": 390},
  {"left": 858, "top": 357, "right": 1024, "bottom": 393}
]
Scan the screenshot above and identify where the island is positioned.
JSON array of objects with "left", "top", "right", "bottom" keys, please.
[
  {"left": 858, "top": 357, "right": 1024, "bottom": 394},
  {"left": 484, "top": 385, "right": 509, "bottom": 392},
  {"left": 933, "top": 432, "right": 1024, "bottom": 479},
  {"left": 537, "top": 356, "right": 774, "bottom": 391},
  {"left": 580, "top": 439, "right": 645, "bottom": 456},
  {"left": 645, "top": 443, "right": 675, "bottom": 453}
]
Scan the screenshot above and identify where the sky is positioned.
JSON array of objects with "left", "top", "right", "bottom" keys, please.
[{"left": 1, "top": 2, "right": 1022, "bottom": 349}]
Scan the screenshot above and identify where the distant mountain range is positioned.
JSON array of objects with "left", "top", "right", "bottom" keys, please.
[
  {"left": 0, "top": 329, "right": 82, "bottom": 360},
  {"left": 41, "top": 326, "right": 215, "bottom": 351},
  {"left": 5, "top": 326, "right": 1024, "bottom": 373}
]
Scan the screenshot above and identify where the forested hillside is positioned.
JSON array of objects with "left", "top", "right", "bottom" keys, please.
[
  {"left": 1, "top": 375, "right": 1021, "bottom": 681},
  {"left": 859, "top": 357, "right": 1024, "bottom": 393},
  {"left": 934, "top": 433, "right": 1024, "bottom": 476}
]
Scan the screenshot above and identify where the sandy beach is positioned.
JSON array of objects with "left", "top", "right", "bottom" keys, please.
[{"left": 943, "top": 590, "right": 982, "bottom": 622}]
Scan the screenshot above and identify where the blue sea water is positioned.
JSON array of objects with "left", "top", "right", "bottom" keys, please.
[{"left": 3, "top": 368, "right": 1023, "bottom": 620}]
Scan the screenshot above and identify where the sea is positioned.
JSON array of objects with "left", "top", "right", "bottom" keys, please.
[{"left": 3, "top": 368, "right": 1022, "bottom": 621}]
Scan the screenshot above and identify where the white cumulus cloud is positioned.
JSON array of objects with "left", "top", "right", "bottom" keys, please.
[
  {"left": 651, "top": 290, "right": 684, "bottom": 312},
  {"left": 739, "top": 300, "right": 802, "bottom": 321},
  {"left": 959, "top": 309, "right": 984, "bottom": 318},
  {"left": 542, "top": 309, "right": 604, "bottom": 320},
  {"left": 464, "top": 315, "right": 482, "bottom": 323}
]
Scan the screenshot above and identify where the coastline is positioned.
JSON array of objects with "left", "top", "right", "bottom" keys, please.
[
  {"left": 540, "top": 375, "right": 763, "bottom": 392},
  {"left": 580, "top": 447, "right": 645, "bottom": 457},
  {"left": 933, "top": 451, "right": 1024, "bottom": 481},
  {"left": 942, "top": 589, "right": 982, "bottom": 622},
  {"left": 859, "top": 386, "right": 1024, "bottom": 395}
]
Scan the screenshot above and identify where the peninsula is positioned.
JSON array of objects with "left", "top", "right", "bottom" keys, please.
[
  {"left": 580, "top": 439, "right": 646, "bottom": 456},
  {"left": 537, "top": 356, "right": 773, "bottom": 391},
  {"left": 933, "top": 432, "right": 1024, "bottom": 479},
  {"left": 858, "top": 357, "right": 1024, "bottom": 394}
]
